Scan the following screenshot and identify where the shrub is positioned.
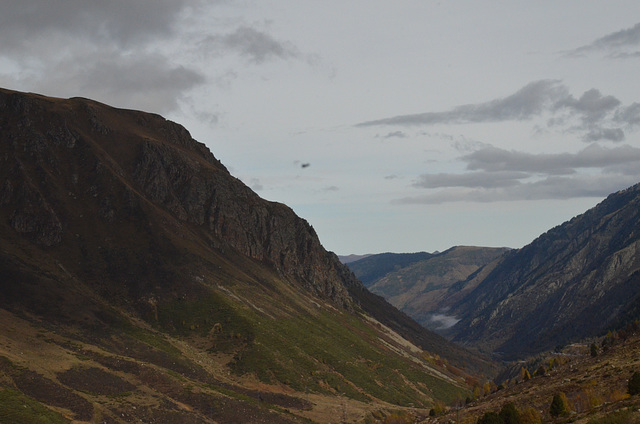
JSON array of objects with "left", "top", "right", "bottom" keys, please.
[
  {"left": 587, "top": 409, "right": 640, "bottom": 424},
  {"left": 477, "top": 411, "right": 503, "bottom": 424},
  {"left": 628, "top": 371, "right": 640, "bottom": 395},
  {"left": 519, "top": 407, "right": 542, "bottom": 424},
  {"left": 549, "top": 392, "right": 570, "bottom": 417},
  {"left": 590, "top": 343, "right": 598, "bottom": 357},
  {"left": 533, "top": 365, "right": 545, "bottom": 377},
  {"left": 499, "top": 402, "right": 521, "bottom": 424}
]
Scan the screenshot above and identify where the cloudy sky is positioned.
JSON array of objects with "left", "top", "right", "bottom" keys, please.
[{"left": 3, "top": 1, "right": 640, "bottom": 254}]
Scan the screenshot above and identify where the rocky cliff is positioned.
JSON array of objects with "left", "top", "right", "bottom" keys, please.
[
  {"left": 0, "top": 88, "right": 354, "bottom": 307},
  {"left": 449, "top": 183, "right": 640, "bottom": 359}
]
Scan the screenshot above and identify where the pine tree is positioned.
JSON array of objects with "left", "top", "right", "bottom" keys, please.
[
  {"left": 628, "top": 371, "right": 640, "bottom": 395},
  {"left": 549, "top": 392, "right": 569, "bottom": 417},
  {"left": 499, "top": 402, "right": 521, "bottom": 424}
]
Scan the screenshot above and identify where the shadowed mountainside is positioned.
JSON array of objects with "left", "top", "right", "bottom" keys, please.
[
  {"left": 346, "top": 247, "right": 509, "bottom": 332},
  {"left": 0, "top": 88, "right": 495, "bottom": 423},
  {"left": 449, "top": 182, "right": 640, "bottom": 360}
]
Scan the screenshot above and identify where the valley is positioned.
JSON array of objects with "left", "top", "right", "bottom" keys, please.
[{"left": 2, "top": 87, "right": 640, "bottom": 423}]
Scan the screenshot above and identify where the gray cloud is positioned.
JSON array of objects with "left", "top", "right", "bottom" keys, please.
[
  {"left": 396, "top": 174, "right": 640, "bottom": 205},
  {"left": 201, "top": 26, "right": 300, "bottom": 64},
  {"left": 413, "top": 171, "right": 528, "bottom": 189},
  {"left": 400, "top": 144, "right": 640, "bottom": 204},
  {"left": 554, "top": 88, "right": 621, "bottom": 124},
  {"left": 357, "top": 80, "right": 568, "bottom": 127},
  {"left": 19, "top": 50, "right": 206, "bottom": 114},
  {"left": 357, "top": 80, "right": 637, "bottom": 143},
  {"left": 0, "top": 0, "right": 195, "bottom": 50},
  {"left": 584, "top": 128, "right": 625, "bottom": 142},
  {"left": 464, "top": 144, "right": 640, "bottom": 174},
  {"left": 0, "top": 1, "right": 211, "bottom": 114},
  {"left": 615, "top": 103, "right": 640, "bottom": 126},
  {"left": 568, "top": 22, "right": 640, "bottom": 57},
  {"left": 377, "top": 131, "right": 407, "bottom": 139}
]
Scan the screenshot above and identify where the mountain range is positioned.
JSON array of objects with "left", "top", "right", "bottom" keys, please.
[
  {"left": 346, "top": 247, "right": 509, "bottom": 332},
  {"left": 346, "top": 183, "right": 640, "bottom": 361},
  {"left": 0, "top": 88, "right": 496, "bottom": 424},
  {"left": 4, "top": 86, "right": 640, "bottom": 423}
]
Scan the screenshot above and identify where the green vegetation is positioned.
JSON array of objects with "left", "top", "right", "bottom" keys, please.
[
  {"left": 0, "top": 388, "right": 70, "bottom": 424},
  {"left": 587, "top": 409, "right": 640, "bottom": 424},
  {"left": 156, "top": 293, "right": 255, "bottom": 349},
  {"left": 476, "top": 402, "right": 522, "bottom": 424},
  {"left": 549, "top": 392, "right": 570, "bottom": 417},
  {"left": 477, "top": 411, "right": 502, "bottom": 424},
  {"left": 628, "top": 371, "right": 640, "bottom": 395},
  {"left": 230, "top": 307, "right": 467, "bottom": 406},
  {"left": 499, "top": 402, "right": 521, "bottom": 424}
]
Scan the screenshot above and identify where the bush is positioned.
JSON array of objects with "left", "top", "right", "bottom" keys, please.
[
  {"left": 549, "top": 392, "right": 570, "bottom": 417},
  {"left": 628, "top": 371, "right": 640, "bottom": 395},
  {"left": 499, "top": 402, "right": 521, "bottom": 424},
  {"left": 590, "top": 343, "right": 598, "bottom": 357},
  {"left": 587, "top": 409, "right": 640, "bottom": 424},
  {"left": 519, "top": 407, "right": 542, "bottom": 424},
  {"left": 477, "top": 411, "right": 503, "bottom": 424}
]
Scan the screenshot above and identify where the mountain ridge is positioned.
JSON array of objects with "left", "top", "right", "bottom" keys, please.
[
  {"left": 0, "top": 87, "right": 493, "bottom": 423},
  {"left": 448, "top": 182, "right": 640, "bottom": 359}
]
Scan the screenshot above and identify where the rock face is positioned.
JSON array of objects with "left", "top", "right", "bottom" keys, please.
[
  {"left": 0, "top": 88, "right": 352, "bottom": 307},
  {"left": 449, "top": 183, "right": 640, "bottom": 359}
]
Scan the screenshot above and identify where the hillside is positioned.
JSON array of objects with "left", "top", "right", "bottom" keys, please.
[
  {"left": 424, "top": 331, "right": 640, "bottom": 424},
  {"left": 346, "top": 252, "right": 434, "bottom": 287},
  {"left": 347, "top": 247, "right": 508, "bottom": 332},
  {"left": 449, "top": 182, "right": 640, "bottom": 360},
  {"left": 0, "top": 88, "right": 496, "bottom": 423}
]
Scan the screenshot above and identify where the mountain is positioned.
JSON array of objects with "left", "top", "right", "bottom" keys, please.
[
  {"left": 337, "top": 254, "right": 373, "bottom": 264},
  {"left": 0, "top": 88, "right": 494, "bottom": 423},
  {"left": 347, "top": 247, "right": 509, "bottom": 332},
  {"left": 448, "top": 183, "right": 640, "bottom": 360},
  {"left": 347, "top": 252, "right": 434, "bottom": 287}
]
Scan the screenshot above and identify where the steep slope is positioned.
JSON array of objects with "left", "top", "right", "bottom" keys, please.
[
  {"left": 426, "top": 332, "right": 640, "bottom": 424},
  {"left": 0, "top": 88, "right": 492, "bottom": 423},
  {"left": 449, "top": 183, "right": 640, "bottom": 359},
  {"left": 347, "top": 247, "right": 509, "bottom": 332}
]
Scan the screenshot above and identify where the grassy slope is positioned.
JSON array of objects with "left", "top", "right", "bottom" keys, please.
[{"left": 0, "top": 237, "right": 470, "bottom": 423}]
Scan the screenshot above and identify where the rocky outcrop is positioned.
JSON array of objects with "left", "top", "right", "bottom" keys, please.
[
  {"left": 449, "top": 183, "right": 640, "bottom": 359},
  {"left": 0, "top": 88, "right": 354, "bottom": 307}
]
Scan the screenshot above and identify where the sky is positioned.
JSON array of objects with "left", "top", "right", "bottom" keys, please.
[{"left": 2, "top": 1, "right": 640, "bottom": 255}]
